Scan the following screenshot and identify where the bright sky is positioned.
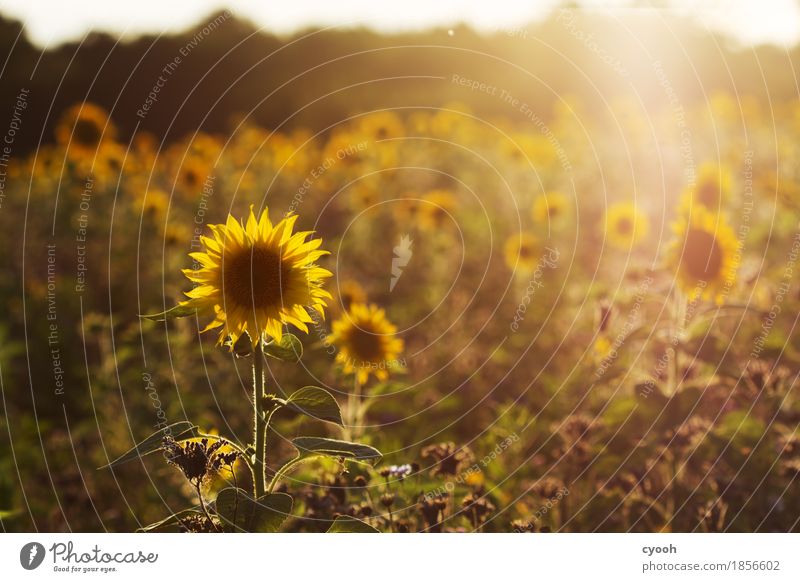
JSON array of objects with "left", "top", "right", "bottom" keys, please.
[{"left": 1, "top": 0, "right": 799, "bottom": 48}]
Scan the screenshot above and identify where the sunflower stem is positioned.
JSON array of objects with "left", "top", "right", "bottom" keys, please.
[
  {"left": 253, "top": 343, "right": 267, "bottom": 498},
  {"left": 345, "top": 375, "right": 363, "bottom": 440},
  {"left": 666, "top": 288, "right": 688, "bottom": 528}
]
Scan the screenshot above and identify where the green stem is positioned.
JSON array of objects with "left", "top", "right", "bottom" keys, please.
[
  {"left": 667, "top": 289, "right": 688, "bottom": 527},
  {"left": 253, "top": 344, "right": 267, "bottom": 498},
  {"left": 345, "top": 375, "right": 363, "bottom": 440}
]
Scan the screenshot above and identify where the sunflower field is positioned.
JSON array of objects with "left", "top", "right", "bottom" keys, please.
[{"left": 1, "top": 10, "right": 800, "bottom": 534}]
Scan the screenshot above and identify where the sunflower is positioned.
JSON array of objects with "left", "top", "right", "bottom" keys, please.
[
  {"left": 330, "top": 303, "right": 404, "bottom": 384},
  {"left": 338, "top": 279, "right": 367, "bottom": 311},
  {"left": 392, "top": 195, "right": 421, "bottom": 223},
  {"left": 181, "top": 206, "right": 332, "bottom": 346},
  {"left": 55, "top": 103, "right": 115, "bottom": 154},
  {"left": 503, "top": 233, "right": 539, "bottom": 272},
  {"left": 605, "top": 202, "right": 649, "bottom": 249},
  {"left": 532, "top": 191, "right": 570, "bottom": 223},
  {"left": 139, "top": 188, "right": 169, "bottom": 218},
  {"left": 682, "top": 162, "right": 731, "bottom": 210},
  {"left": 418, "top": 189, "right": 457, "bottom": 230},
  {"left": 666, "top": 205, "right": 739, "bottom": 303},
  {"left": 348, "top": 182, "right": 378, "bottom": 211},
  {"left": 356, "top": 111, "right": 404, "bottom": 140},
  {"left": 176, "top": 156, "right": 211, "bottom": 198}
]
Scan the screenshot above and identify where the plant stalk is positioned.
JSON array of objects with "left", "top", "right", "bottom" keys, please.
[{"left": 253, "top": 343, "right": 267, "bottom": 498}]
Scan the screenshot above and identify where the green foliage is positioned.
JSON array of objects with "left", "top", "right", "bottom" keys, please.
[
  {"left": 215, "top": 488, "right": 293, "bottom": 533},
  {"left": 327, "top": 515, "right": 379, "bottom": 533}
]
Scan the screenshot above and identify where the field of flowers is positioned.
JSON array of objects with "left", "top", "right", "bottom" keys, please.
[{"left": 1, "top": 85, "right": 799, "bottom": 532}]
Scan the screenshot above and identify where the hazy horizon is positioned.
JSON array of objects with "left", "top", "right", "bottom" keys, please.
[{"left": 1, "top": 0, "right": 799, "bottom": 49}]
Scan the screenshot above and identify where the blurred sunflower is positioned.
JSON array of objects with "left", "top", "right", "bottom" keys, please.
[
  {"left": 683, "top": 163, "right": 731, "bottom": 210},
  {"left": 176, "top": 157, "right": 211, "bottom": 197},
  {"left": 330, "top": 303, "right": 404, "bottom": 384},
  {"left": 532, "top": 191, "right": 570, "bottom": 223},
  {"left": 180, "top": 206, "right": 332, "bottom": 346},
  {"left": 392, "top": 196, "right": 420, "bottom": 223},
  {"left": 138, "top": 188, "right": 169, "bottom": 218},
  {"left": 348, "top": 182, "right": 378, "bottom": 211},
  {"left": 666, "top": 205, "right": 739, "bottom": 303},
  {"left": 503, "top": 233, "right": 539, "bottom": 272},
  {"left": 338, "top": 279, "right": 367, "bottom": 311},
  {"left": 419, "top": 189, "right": 457, "bottom": 230},
  {"left": 55, "top": 103, "right": 115, "bottom": 154},
  {"left": 356, "top": 111, "right": 404, "bottom": 140},
  {"left": 164, "top": 222, "right": 193, "bottom": 247},
  {"left": 605, "top": 202, "right": 649, "bottom": 249}
]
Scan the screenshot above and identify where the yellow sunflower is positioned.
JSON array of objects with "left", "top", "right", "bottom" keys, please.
[
  {"left": 503, "top": 233, "right": 539, "bottom": 273},
  {"left": 392, "top": 196, "right": 421, "bottom": 223},
  {"left": 181, "top": 206, "right": 332, "bottom": 346},
  {"left": 532, "top": 191, "right": 570, "bottom": 223},
  {"left": 348, "top": 182, "right": 378, "bottom": 211},
  {"left": 605, "top": 202, "right": 649, "bottom": 249},
  {"left": 356, "top": 111, "right": 404, "bottom": 140},
  {"left": 55, "top": 103, "right": 115, "bottom": 154},
  {"left": 666, "top": 205, "right": 739, "bottom": 303},
  {"left": 139, "top": 188, "right": 169, "bottom": 218},
  {"left": 176, "top": 156, "right": 211, "bottom": 198},
  {"left": 419, "top": 189, "right": 457, "bottom": 230},
  {"left": 330, "top": 303, "right": 404, "bottom": 384},
  {"left": 338, "top": 279, "right": 367, "bottom": 311},
  {"left": 682, "top": 162, "right": 731, "bottom": 210}
]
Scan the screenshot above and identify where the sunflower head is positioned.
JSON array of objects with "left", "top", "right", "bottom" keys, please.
[
  {"left": 139, "top": 188, "right": 169, "bottom": 218},
  {"left": 684, "top": 163, "right": 732, "bottom": 210},
  {"left": 504, "top": 232, "right": 539, "bottom": 273},
  {"left": 419, "top": 189, "right": 457, "bottom": 230},
  {"left": 356, "top": 111, "right": 404, "bottom": 140},
  {"left": 55, "top": 103, "right": 115, "bottom": 153},
  {"left": 330, "top": 303, "right": 404, "bottom": 384},
  {"left": 666, "top": 205, "right": 739, "bottom": 304},
  {"left": 338, "top": 279, "right": 368, "bottom": 311},
  {"left": 532, "top": 191, "right": 570, "bottom": 223},
  {"left": 348, "top": 182, "right": 378, "bottom": 211},
  {"left": 181, "top": 206, "right": 332, "bottom": 347},
  {"left": 605, "top": 202, "right": 649, "bottom": 249},
  {"left": 176, "top": 156, "right": 211, "bottom": 198},
  {"left": 392, "top": 195, "right": 421, "bottom": 223}
]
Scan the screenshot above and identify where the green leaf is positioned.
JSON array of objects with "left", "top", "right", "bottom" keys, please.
[
  {"left": 714, "top": 411, "right": 765, "bottom": 444},
  {"left": 291, "top": 437, "right": 382, "bottom": 465},
  {"left": 215, "top": 488, "right": 293, "bottom": 533},
  {"left": 136, "top": 508, "right": 203, "bottom": 532},
  {"left": 263, "top": 334, "right": 303, "bottom": 362},
  {"left": 100, "top": 421, "right": 198, "bottom": 468},
  {"left": 327, "top": 515, "right": 379, "bottom": 533},
  {"left": 284, "top": 386, "right": 343, "bottom": 426},
  {"left": 140, "top": 304, "right": 197, "bottom": 321}
]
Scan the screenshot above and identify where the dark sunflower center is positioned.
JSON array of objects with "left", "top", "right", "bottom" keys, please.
[
  {"left": 518, "top": 244, "right": 533, "bottom": 259},
  {"left": 616, "top": 217, "right": 633, "bottom": 236},
  {"left": 698, "top": 181, "right": 719, "bottom": 206},
  {"left": 548, "top": 205, "right": 560, "bottom": 218},
  {"left": 223, "top": 246, "right": 290, "bottom": 311},
  {"left": 183, "top": 168, "right": 201, "bottom": 188},
  {"left": 73, "top": 118, "right": 103, "bottom": 147},
  {"left": 683, "top": 228, "right": 722, "bottom": 280},
  {"left": 347, "top": 324, "right": 384, "bottom": 362}
]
